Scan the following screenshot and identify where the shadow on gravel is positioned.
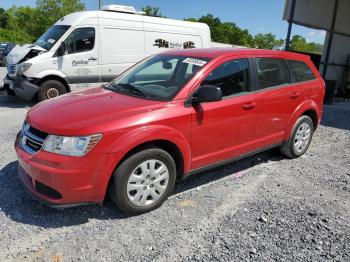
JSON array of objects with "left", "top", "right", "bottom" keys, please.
[
  {"left": 0, "top": 95, "right": 33, "bottom": 109},
  {"left": 321, "top": 105, "right": 350, "bottom": 131},
  {"left": 0, "top": 149, "right": 283, "bottom": 228}
]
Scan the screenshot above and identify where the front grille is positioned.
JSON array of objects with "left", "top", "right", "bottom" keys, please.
[
  {"left": 35, "top": 181, "right": 62, "bottom": 199},
  {"left": 21, "top": 123, "right": 48, "bottom": 154},
  {"left": 7, "top": 64, "right": 16, "bottom": 77}
]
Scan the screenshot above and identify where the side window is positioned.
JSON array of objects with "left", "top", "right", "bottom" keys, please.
[
  {"left": 255, "top": 58, "right": 290, "bottom": 89},
  {"left": 202, "top": 58, "right": 250, "bottom": 97},
  {"left": 64, "top": 27, "right": 95, "bottom": 54},
  {"left": 287, "top": 60, "right": 316, "bottom": 82}
]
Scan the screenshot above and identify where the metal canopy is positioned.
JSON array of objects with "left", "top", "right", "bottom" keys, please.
[{"left": 283, "top": 0, "right": 350, "bottom": 38}]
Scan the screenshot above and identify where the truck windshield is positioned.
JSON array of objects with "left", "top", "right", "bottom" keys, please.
[
  {"left": 34, "top": 25, "right": 70, "bottom": 51},
  {"left": 106, "top": 55, "right": 210, "bottom": 101}
]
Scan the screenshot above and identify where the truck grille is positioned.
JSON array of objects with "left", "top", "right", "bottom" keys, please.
[
  {"left": 20, "top": 123, "right": 48, "bottom": 154},
  {"left": 7, "top": 64, "right": 17, "bottom": 77}
]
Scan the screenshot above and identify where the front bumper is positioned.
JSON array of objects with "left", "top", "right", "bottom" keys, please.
[
  {"left": 15, "top": 134, "right": 122, "bottom": 207},
  {"left": 4, "top": 75, "right": 39, "bottom": 101}
]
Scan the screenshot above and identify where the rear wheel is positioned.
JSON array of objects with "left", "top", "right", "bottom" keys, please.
[
  {"left": 108, "top": 148, "right": 177, "bottom": 214},
  {"left": 38, "top": 80, "right": 67, "bottom": 101},
  {"left": 280, "top": 115, "right": 314, "bottom": 158}
]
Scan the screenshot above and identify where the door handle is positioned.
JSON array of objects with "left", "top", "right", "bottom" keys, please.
[
  {"left": 88, "top": 57, "right": 97, "bottom": 61},
  {"left": 290, "top": 92, "right": 300, "bottom": 99},
  {"left": 242, "top": 102, "right": 256, "bottom": 110}
]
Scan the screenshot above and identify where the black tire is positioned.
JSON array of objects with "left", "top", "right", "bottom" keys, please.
[
  {"left": 38, "top": 80, "right": 67, "bottom": 101},
  {"left": 108, "top": 148, "right": 177, "bottom": 214},
  {"left": 280, "top": 115, "right": 314, "bottom": 158}
]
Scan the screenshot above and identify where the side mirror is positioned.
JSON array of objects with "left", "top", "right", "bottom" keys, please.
[
  {"left": 56, "top": 42, "right": 67, "bottom": 57},
  {"left": 192, "top": 85, "right": 222, "bottom": 104}
]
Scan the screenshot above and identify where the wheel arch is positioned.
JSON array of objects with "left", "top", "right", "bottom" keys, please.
[
  {"left": 285, "top": 100, "right": 320, "bottom": 140},
  {"left": 116, "top": 139, "right": 185, "bottom": 182},
  {"left": 36, "top": 75, "right": 71, "bottom": 93}
]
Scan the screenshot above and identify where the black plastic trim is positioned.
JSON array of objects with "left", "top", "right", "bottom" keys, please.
[{"left": 187, "top": 143, "right": 282, "bottom": 177}]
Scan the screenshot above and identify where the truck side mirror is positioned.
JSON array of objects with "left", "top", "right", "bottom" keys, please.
[
  {"left": 192, "top": 85, "right": 222, "bottom": 104},
  {"left": 56, "top": 42, "right": 67, "bottom": 57}
]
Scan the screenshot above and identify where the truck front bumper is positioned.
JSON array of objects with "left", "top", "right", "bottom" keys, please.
[{"left": 3, "top": 75, "right": 39, "bottom": 101}]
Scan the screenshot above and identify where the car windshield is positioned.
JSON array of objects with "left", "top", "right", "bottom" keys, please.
[
  {"left": 0, "top": 43, "right": 8, "bottom": 50},
  {"left": 105, "top": 55, "right": 210, "bottom": 101},
  {"left": 34, "top": 25, "right": 70, "bottom": 51}
]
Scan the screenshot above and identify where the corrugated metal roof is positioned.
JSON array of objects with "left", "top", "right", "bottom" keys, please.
[{"left": 283, "top": 0, "right": 350, "bottom": 36}]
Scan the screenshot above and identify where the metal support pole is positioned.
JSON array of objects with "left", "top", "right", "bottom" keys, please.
[
  {"left": 322, "top": 0, "right": 339, "bottom": 80},
  {"left": 99, "top": 0, "right": 104, "bottom": 10},
  {"left": 285, "top": 0, "right": 297, "bottom": 50}
]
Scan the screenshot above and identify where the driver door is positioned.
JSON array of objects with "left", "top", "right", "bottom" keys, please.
[
  {"left": 57, "top": 26, "right": 99, "bottom": 90},
  {"left": 190, "top": 57, "right": 258, "bottom": 170}
]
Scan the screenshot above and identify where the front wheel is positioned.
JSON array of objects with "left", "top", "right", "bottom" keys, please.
[
  {"left": 280, "top": 115, "right": 314, "bottom": 158},
  {"left": 108, "top": 148, "right": 177, "bottom": 214},
  {"left": 38, "top": 80, "right": 67, "bottom": 101}
]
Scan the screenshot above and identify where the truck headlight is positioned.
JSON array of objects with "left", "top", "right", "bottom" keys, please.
[
  {"left": 17, "top": 63, "right": 32, "bottom": 75},
  {"left": 42, "top": 134, "right": 102, "bottom": 156}
]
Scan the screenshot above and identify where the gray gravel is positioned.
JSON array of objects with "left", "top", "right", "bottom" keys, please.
[{"left": 0, "top": 95, "right": 349, "bottom": 261}]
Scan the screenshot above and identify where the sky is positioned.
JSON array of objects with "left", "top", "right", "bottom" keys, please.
[{"left": 1, "top": 0, "right": 326, "bottom": 44}]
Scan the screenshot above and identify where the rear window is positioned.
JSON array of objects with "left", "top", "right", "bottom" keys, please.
[
  {"left": 287, "top": 60, "right": 316, "bottom": 82},
  {"left": 255, "top": 58, "right": 290, "bottom": 89}
]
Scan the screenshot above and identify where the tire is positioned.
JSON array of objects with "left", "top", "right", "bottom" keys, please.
[
  {"left": 108, "top": 148, "right": 177, "bottom": 214},
  {"left": 280, "top": 115, "right": 314, "bottom": 158},
  {"left": 38, "top": 80, "right": 67, "bottom": 101}
]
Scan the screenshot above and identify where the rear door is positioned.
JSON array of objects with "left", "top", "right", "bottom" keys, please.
[
  {"left": 190, "top": 57, "right": 258, "bottom": 170},
  {"left": 251, "top": 57, "right": 304, "bottom": 150}
]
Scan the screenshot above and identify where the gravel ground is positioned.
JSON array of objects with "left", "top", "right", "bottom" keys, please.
[{"left": 0, "top": 95, "right": 349, "bottom": 262}]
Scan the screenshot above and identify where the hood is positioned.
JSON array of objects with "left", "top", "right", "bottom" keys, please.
[
  {"left": 6, "top": 44, "right": 46, "bottom": 64},
  {"left": 27, "top": 87, "right": 166, "bottom": 136}
]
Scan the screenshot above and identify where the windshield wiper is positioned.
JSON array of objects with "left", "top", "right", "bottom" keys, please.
[{"left": 113, "top": 83, "right": 149, "bottom": 98}]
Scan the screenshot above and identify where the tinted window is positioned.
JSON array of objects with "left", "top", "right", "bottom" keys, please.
[
  {"left": 202, "top": 58, "right": 250, "bottom": 97},
  {"left": 288, "top": 60, "right": 316, "bottom": 82},
  {"left": 255, "top": 58, "right": 290, "bottom": 89},
  {"left": 65, "top": 27, "right": 95, "bottom": 54}
]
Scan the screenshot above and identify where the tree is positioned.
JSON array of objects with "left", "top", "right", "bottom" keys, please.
[
  {"left": 141, "top": 6, "right": 165, "bottom": 18},
  {"left": 0, "top": 8, "right": 10, "bottom": 29},
  {"left": 36, "top": 0, "right": 85, "bottom": 37},
  {"left": 253, "top": 33, "right": 284, "bottom": 50},
  {"left": 289, "top": 35, "right": 323, "bottom": 54},
  {"left": 186, "top": 14, "right": 254, "bottom": 47}
]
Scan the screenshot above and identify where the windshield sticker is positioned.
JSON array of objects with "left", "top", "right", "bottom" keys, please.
[
  {"left": 183, "top": 58, "right": 207, "bottom": 67},
  {"left": 47, "top": 39, "right": 56, "bottom": 44}
]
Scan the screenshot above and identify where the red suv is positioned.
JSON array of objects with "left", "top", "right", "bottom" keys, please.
[{"left": 15, "top": 48, "right": 325, "bottom": 214}]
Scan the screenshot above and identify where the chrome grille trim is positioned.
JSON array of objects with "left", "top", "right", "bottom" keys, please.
[{"left": 20, "top": 123, "right": 47, "bottom": 154}]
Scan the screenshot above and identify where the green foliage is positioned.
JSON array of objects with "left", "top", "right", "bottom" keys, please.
[
  {"left": 254, "top": 33, "right": 284, "bottom": 50},
  {"left": 0, "top": 8, "right": 10, "bottom": 28},
  {"left": 289, "top": 35, "right": 323, "bottom": 54},
  {"left": 186, "top": 14, "right": 254, "bottom": 47},
  {"left": 35, "top": 0, "right": 85, "bottom": 37},
  {"left": 0, "top": 0, "right": 85, "bottom": 44},
  {"left": 141, "top": 6, "right": 165, "bottom": 18}
]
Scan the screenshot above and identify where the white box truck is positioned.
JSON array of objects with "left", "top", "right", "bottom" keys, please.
[{"left": 2, "top": 5, "right": 215, "bottom": 101}]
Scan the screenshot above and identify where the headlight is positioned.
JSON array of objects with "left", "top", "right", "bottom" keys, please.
[
  {"left": 17, "top": 63, "right": 32, "bottom": 75},
  {"left": 42, "top": 134, "right": 102, "bottom": 156}
]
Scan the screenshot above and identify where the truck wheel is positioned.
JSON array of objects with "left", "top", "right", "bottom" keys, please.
[
  {"left": 280, "top": 115, "right": 314, "bottom": 158},
  {"left": 38, "top": 80, "right": 66, "bottom": 101},
  {"left": 108, "top": 148, "right": 177, "bottom": 214}
]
